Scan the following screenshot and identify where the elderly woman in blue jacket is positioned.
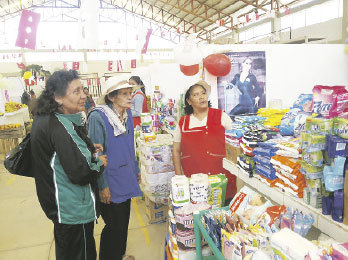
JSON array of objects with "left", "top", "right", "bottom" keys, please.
[{"left": 87, "top": 76, "right": 141, "bottom": 260}]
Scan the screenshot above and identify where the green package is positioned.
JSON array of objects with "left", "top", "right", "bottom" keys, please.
[
  {"left": 208, "top": 174, "right": 227, "bottom": 209},
  {"left": 333, "top": 117, "right": 348, "bottom": 139},
  {"left": 305, "top": 117, "right": 332, "bottom": 134}
]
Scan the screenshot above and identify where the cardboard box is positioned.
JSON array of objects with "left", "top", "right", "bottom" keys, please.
[
  {"left": 145, "top": 195, "right": 168, "bottom": 224},
  {"left": 225, "top": 143, "right": 242, "bottom": 164}
]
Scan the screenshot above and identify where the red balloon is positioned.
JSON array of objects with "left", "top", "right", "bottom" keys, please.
[
  {"left": 203, "top": 54, "right": 231, "bottom": 76},
  {"left": 179, "top": 64, "right": 199, "bottom": 76}
]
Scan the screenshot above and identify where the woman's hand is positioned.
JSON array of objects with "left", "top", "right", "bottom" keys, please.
[
  {"left": 99, "top": 187, "right": 111, "bottom": 204},
  {"left": 99, "top": 155, "right": 107, "bottom": 167},
  {"left": 93, "top": 143, "right": 104, "bottom": 152}
]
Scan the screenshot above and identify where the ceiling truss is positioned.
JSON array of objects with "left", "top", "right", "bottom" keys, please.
[{"left": 0, "top": 0, "right": 310, "bottom": 43}]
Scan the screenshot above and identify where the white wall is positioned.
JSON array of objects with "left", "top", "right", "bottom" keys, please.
[
  {"left": 140, "top": 44, "right": 347, "bottom": 109},
  {"left": 213, "top": 44, "right": 348, "bottom": 108},
  {"left": 1, "top": 44, "right": 347, "bottom": 110}
]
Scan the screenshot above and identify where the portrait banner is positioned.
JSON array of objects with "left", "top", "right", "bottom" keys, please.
[{"left": 217, "top": 51, "right": 266, "bottom": 116}]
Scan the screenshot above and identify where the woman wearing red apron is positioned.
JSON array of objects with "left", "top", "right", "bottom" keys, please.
[
  {"left": 172, "top": 81, "right": 237, "bottom": 201},
  {"left": 129, "top": 76, "right": 148, "bottom": 127}
]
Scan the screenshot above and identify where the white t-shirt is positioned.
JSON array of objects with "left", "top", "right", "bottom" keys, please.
[{"left": 173, "top": 111, "right": 232, "bottom": 143}]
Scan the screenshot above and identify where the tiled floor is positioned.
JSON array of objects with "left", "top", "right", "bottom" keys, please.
[{"left": 0, "top": 156, "right": 167, "bottom": 260}]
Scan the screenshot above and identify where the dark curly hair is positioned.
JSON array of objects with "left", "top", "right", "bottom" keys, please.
[
  {"left": 184, "top": 84, "right": 211, "bottom": 115},
  {"left": 129, "top": 76, "right": 146, "bottom": 95},
  {"left": 33, "top": 70, "right": 80, "bottom": 115}
]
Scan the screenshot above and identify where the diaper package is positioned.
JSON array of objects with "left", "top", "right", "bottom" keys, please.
[
  {"left": 305, "top": 116, "right": 332, "bottom": 134},
  {"left": 323, "top": 156, "right": 345, "bottom": 192},
  {"left": 312, "top": 85, "right": 347, "bottom": 118},
  {"left": 326, "top": 134, "right": 348, "bottom": 158},
  {"left": 332, "top": 189, "right": 344, "bottom": 223},
  {"left": 299, "top": 161, "right": 324, "bottom": 179},
  {"left": 336, "top": 92, "right": 348, "bottom": 116},
  {"left": 333, "top": 117, "right": 348, "bottom": 139},
  {"left": 280, "top": 108, "right": 301, "bottom": 136},
  {"left": 293, "top": 112, "right": 311, "bottom": 137},
  {"left": 302, "top": 150, "right": 324, "bottom": 167},
  {"left": 292, "top": 94, "right": 313, "bottom": 112},
  {"left": 229, "top": 186, "right": 272, "bottom": 225},
  {"left": 271, "top": 228, "right": 318, "bottom": 260}
]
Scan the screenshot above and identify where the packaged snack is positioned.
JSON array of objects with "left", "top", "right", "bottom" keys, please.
[
  {"left": 333, "top": 117, "right": 348, "bottom": 139},
  {"left": 312, "top": 85, "right": 347, "bottom": 118}
]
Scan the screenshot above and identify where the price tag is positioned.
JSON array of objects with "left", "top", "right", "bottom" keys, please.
[{"left": 336, "top": 143, "right": 346, "bottom": 151}]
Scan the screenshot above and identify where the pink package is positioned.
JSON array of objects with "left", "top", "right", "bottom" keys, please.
[
  {"left": 337, "top": 93, "right": 348, "bottom": 116},
  {"left": 312, "top": 85, "right": 347, "bottom": 118},
  {"left": 332, "top": 243, "right": 348, "bottom": 259}
]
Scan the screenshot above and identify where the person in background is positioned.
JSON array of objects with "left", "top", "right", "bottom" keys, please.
[
  {"left": 87, "top": 76, "right": 142, "bottom": 260},
  {"left": 229, "top": 57, "right": 262, "bottom": 115},
  {"left": 29, "top": 89, "right": 36, "bottom": 100},
  {"left": 28, "top": 90, "right": 37, "bottom": 113},
  {"left": 84, "top": 87, "right": 96, "bottom": 114},
  {"left": 129, "top": 76, "right": 148, "bottom": 127},
  {"left": 172, "top": 80, "right": 237, "bottom": 201},
  {"left": 31, "top": 70, "right": 107, "bottom": 260}
]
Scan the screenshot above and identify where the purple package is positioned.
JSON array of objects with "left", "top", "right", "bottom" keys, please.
[
  {"left": 326, "top": 134, "right": 348, "bottom": 158},
  {"left": 332, "top": 189, "right": 344, "bottom": 223},
  {"left": 322, "top": 195, "right": 334, "bottom": 215}
]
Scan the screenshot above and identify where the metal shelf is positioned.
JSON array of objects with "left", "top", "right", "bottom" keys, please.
[{"left": 223, "top": 158, "right": 348, "bottom": 243}]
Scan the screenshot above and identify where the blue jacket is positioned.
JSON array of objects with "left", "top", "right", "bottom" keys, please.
[{"left": 87, "top": 108, "right": 141, "bottom": 203}]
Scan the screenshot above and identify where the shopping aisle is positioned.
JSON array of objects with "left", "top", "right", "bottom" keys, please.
[{"left": 0, "top": 157, "right": 166, "bottom": 260}]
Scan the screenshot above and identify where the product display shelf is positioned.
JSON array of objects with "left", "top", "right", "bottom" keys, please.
[
  {"left": 223, "top": 158, "right": 348, "bottom": 242},
  {"left": 194, "top": 206, "right": 229, "bottom": 260}
]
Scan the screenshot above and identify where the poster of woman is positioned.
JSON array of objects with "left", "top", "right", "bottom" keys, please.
[{"left": 217, "top": 51, "right": 266, "bottom": 115}]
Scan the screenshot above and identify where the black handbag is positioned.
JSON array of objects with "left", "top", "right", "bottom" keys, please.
[{"left": 4, "top": 133, "right": 33, "bottom": 177}]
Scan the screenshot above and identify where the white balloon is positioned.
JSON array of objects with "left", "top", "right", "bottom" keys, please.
[{"left": 174, "top": 34, "right": 203, "bottom": 66}]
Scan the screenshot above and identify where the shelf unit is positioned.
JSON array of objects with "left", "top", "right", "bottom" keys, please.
[{"left": 223, "top": 158, "right": 348, "bottom": 242}]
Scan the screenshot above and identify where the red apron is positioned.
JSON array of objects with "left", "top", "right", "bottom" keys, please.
[
  {"left": 132, "top": 91, "right": 148, "bottom": 127},
  {"left": 179, "top": 108, "right": 236, "bottom": 199}
]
